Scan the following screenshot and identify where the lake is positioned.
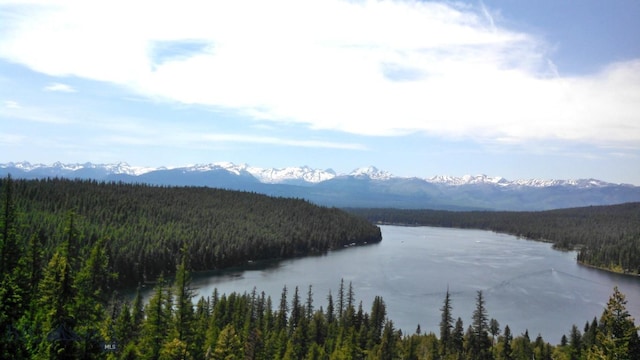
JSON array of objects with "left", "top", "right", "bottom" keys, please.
[{"left": 148, "top": 225, "right": 640, "bottom": 343}]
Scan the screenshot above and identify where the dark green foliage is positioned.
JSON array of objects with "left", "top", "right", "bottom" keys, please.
[
  {"left": 1, "top": 176, "right": 639, "bottom": 359},
  {"left": 588, "top": 286, "right": 640, "bottom": 359},
  {"left": 470, "top": 291, "right": 492, "bottom": 360},
  {"left": 439, "top": 288, "right": 454, "bottom": 357},
  {"left": 348, "top": 203, "right": 640, "bottom": 275},
  {"left": 2, "top": 177, "right": 382, "bottom": 287}
]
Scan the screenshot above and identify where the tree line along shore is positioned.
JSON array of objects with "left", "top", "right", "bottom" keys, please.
[{"left": 347, "top": 204, "right": 640, "bottom": 276}]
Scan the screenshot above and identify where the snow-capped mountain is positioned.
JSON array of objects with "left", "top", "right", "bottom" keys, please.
[
  {"left": 0, "top": 161, "right": 624, "bottom": 188},
  {"left": 427, "top": 174, "right": 510, "bottom": 186},
  {"left": 348, "top": 166, "right": 393, "bottom": 181},
  {"left": 247, "top": 165, "right": 336, "bottom": 184},
  {"left": 2, "top": 161, "right": 638, "bottom": 210},
  {"left": 425, "top": 174, "right": 613, "bottom": 188},
  {"left": 4, "top": 161, "right": 154, "bottom": 176}
]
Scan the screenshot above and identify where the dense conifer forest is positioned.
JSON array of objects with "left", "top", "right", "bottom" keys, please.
[
  {"left": 1, "top": 177, "right": 381, "bottom": 287},
  {"left": 1, "top": 176, "right": 639, "bottom": 359},
  {"left": 347, "top": 204, "right": 640, "bottom": 276}
]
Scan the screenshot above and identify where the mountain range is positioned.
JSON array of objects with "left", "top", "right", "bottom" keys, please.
[{"left": 2, "top": 161, "right": 639, "bottom": 211}]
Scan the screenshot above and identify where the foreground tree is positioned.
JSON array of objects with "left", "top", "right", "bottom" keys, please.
[
  {"left": 587, "top": 286, "right": 640, "bottom": 359},
  {"left": 470, "top": 290, "right": 493, "bottom": 360},
  {"left": 440, "top": 288, "right": 454, "bottom": 357}
]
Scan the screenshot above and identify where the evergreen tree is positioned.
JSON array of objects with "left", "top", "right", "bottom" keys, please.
[
  {"left": 440, "top": 288, "right": 454, "bottom": 357},
  {"left": 36, "top": 248, "right": 79, "bottom": 359},
  {"left": 452, "top": 317, "right": 465, "bottom": 358},
  {"left": 172, "top": 252, "right": 196, "bottom": 358},
  {"left": 591, "top": 286, "right": 639, "bottom": 359},
  {"left": 74, "top": 238, "right": 114, "bottom": 358},
  {"left": 568, "top": 324, "right": 582, "bottom": 360},
  {"left": 210, "top": 324, "right": 242, "bottom": 360},
  {"left": 289, "top": 286, "right": 302, "bottom": 334},
  {"left": 337, "top": 278, "right": 345, "bottom": 321},
  {"left": 369, "top": 296, "right": 387, "bottom": 346},
  {"left": 306, "top": 285, "right": 314, "bottom": 321},
  {"left": 471, "top": 290, "right": 492, "bottom": 360},
  {"left": 140, "top": 278, "right": 172, "bottom": 360},
  {"left": 377, "top": 320, "right": 398, "bottom": 360},
  {"left": 326, "top": 291, "right": 335, "bottom": 324},
  {"left": 276, "top": 285, "right": 288, "bottom": 332},
  {"left": 500, "top": 325, "right": 512, "bottom": 360}
]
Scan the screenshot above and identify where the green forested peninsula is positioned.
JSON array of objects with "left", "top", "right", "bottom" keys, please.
[
  {"left": 347, "top": 203, "right": 640, "bottom": 275},
  {"left": 1, "top": 177, "right": 381, "bottom": 287}
]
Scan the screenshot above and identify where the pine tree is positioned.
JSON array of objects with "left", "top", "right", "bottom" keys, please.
[
  {"left": 592, "top": 287, "right": 639, "bottom": 359},
  {"left": 500, "top": 325, "right": 512, "bottom": 360},
  {"left": 378, "top": 320, "right": 398, "bottom": 360},
  {"left": 276, "top": 285, "right": 288, "bottom": 332},
  {"left": 289, "top": 286, "right": 301, "bottom": 334},
  {"left": 172, "top": 251, "right": 196, "bottom": 357},
  {"left": 440, "top": 288, "right": 454, "bottom": 357},
  {"left": 140, "top": 278, "right": 172, "bottom": 360},
  {"left": 326, "top": 291, "right": 335, "bottom": 324},
  {"left": 369, "top": 296, "right": 387, "bottom": 346},
  {"left": 74, "top": 237, "right": 115, "bottom": 358},
  {"left": 211, "top": 324, "right": 242, "bottom": 360},
  {"left": 568, "top": 324, "right": 582, "bottom": 360},
  {"left": 452, "top": 317, "right": 465, "bottom": 358},
  {"left": 306, "top": 285, "right": 314, "bottom": 321},
  {"left": 36, "top": 249, "right": 78, "bottom": 359},
  {"left": 471, "top": 290, "right": 492, "bottom": 360}
]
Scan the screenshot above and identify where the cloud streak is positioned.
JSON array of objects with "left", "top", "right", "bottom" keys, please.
[
  {"left": 0, "top": 0, "right": 638, "bottom": 148},
  {"left": 43, "top": 82, "right": 76, "bottom": 92}
]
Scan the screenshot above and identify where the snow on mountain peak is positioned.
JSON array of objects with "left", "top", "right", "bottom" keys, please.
[
  {"left": 0, "top": 161, "right": 623, "bottom": 189},
  {"left": 427, "top": 174, "right": 507, "bottom": 186},
  {"left": 247, "top": 165, "right": 336, "bottom": 184},
  {"left": 349, "top": 166, "right": 393, "bottom": 180}
]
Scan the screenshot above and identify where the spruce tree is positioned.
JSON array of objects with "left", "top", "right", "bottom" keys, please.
[
  {"left": 440, "top": 288, "right": 454, "bottom": 357},
  {"left": 592, "top": 287, "right": 639, "bottom": 359},
  {"left": 471, "top": 290, "right": 492, "bottom": 360},
  {"left": 173, "top": 252, "right": 196, "bottom": 357}
]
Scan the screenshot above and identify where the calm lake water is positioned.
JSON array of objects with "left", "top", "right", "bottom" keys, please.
[{"left": 147, "top": 225, "right": 640, "bottom": 343}]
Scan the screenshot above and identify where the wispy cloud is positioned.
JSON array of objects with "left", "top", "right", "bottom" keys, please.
[
  {"left": 3, "top": 100, "right": 20, "bottom": 109},
  {"left": 0, "top": 102, "right": 74, "bottom": 124},
  {"left": 199, "top": 133, "right": 367, "bottom": 150},
  {"left": 0, "top": 0, "right": 638, "bottom": 148},
  {"left": 43, "top": 82, "right": 76, "bottom": 92}
]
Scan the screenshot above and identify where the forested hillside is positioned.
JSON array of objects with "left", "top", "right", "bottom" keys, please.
[
  {"left": 347, "top": 203, "right": 640, "bottom": 275},
  {"left": 1, "top": 177, "right": 381, "bottom": 287}
]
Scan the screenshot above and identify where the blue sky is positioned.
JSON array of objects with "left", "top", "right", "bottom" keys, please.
[{"left": 1, "top": 0, "right": 639, "bottom": 184}]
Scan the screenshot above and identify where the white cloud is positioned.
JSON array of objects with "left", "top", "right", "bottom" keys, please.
[
  {"left": 43, "top": 82, "right": 76, "bottom": 92},
  {"left": 0, "top": 0, "right": 638, "bottom": 148}
]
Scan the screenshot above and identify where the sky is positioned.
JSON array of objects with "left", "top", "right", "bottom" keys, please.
[{"left": 1, "top": 0, "right": 639, "bottom": 184}]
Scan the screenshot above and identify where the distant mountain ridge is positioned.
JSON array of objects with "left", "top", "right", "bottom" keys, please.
[
  {"left": 2, "top": 161, "right": 639, "bottom": 211},
  {"left": 1, "top": 161, "right": 623, "bottom": 187}
]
